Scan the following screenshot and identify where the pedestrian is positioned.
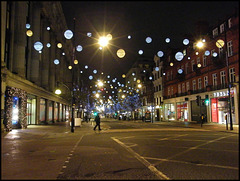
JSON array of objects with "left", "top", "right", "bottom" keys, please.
[
  {"left": 93, "top": 113, "right": 101, "bottom": 131},
  {"left": 200, "top": 113, "right": 205, "bottom": 127}
]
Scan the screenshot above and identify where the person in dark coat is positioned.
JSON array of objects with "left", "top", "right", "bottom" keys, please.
[{"left": 93, "top": 113, "right": 101, "bottom": 131}]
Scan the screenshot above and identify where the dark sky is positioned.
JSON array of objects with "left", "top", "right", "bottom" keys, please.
[{"left": 61, "top": 1, "right": 239, "bottom": 81}]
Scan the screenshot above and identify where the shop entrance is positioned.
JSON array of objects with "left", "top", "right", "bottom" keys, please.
[
  {"left": 27, "top": 97, "right": 36, "bottom": 125},
  {"left": 191, "top": 100, "right": 207, "bottom": 122}
]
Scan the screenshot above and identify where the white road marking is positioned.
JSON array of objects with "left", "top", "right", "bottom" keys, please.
[
  {"left": 144, "top": 156, "right": 238, "bottom": 170},
  {"left": 111, "top": 137, "right": 170, "bottom": 180}
]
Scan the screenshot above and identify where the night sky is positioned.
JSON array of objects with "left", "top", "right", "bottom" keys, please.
[{"left": 61, "top": 1, "right": 238, "bottom": 82}]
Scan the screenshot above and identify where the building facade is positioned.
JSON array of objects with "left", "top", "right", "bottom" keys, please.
[
  {"left": 1, "top": 1, "right": 74, "bottom": 132},
  {"left": 162, "top": 12, "right": 239, "bottom": 125}
]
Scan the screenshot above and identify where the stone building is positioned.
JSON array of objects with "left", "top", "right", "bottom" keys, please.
[{"left": 1, "top": 1, "right": 74, "bottom": 131}]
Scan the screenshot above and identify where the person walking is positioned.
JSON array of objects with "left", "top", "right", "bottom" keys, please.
[
  {"left": 200, "top": 113, "right": 205, "bottom": 127},
  {"left": 93, "top": 113, "right": 101, "bottom": 131}
]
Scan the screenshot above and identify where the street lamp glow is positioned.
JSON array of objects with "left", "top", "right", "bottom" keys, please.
[
  {"left": 55, "top": 89, "right": 61, "bottom": 95},
  {"left": 196, "top": 41, "right": 204, "bottom": 48},
  {"left": 74, "top": 59, "right": 78, "bottom": 64},
  {"left": 98, "top": 81, "right": 104, "bottom": 87},
  {"left": 98, "top": 36, "right": 109, "bottom": 47}
]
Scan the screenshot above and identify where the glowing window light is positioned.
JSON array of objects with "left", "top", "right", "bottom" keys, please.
[
  {"left": 157, "top": 51, "right": 164, "bottom": 57},
  {"left": 34, "top": 41, "right": 43, "bottom": 51},
  {"left": 117, "top": 49, "right": 125, "bottom": 58},
  {"left": 64, "top": 30, "right": 73, "bottom": 39},
  {"left": 175, "top": 52, "right": 184, "bottom": 61}
]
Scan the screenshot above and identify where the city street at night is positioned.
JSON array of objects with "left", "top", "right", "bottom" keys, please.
[
  {"left": 2, "top": 119, "right": 238, "bottom": 180},
  {"left": 1, "top": 1, "right": 239, "bottom": 180}
]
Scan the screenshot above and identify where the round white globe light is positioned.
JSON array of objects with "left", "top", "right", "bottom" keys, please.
[
  {"left": 34, "top": 41, "right": 43, "bottom": 51},
  {"left": 64, "top": 30, "right": 73, "bottom": 39},
  {"left": 175, "top": 52, "right": 184, "bottom": 61}
]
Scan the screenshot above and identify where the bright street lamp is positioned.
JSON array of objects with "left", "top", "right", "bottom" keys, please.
[{"left": 98, "top": 36, "right": 109, "bottom": 47}]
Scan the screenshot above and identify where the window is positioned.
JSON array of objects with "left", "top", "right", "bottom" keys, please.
[
  {"left": 178, "top": 84, "right": 181, "bottom": 94},
  {"left": 168, "top": 87, "right": 170, "bottom": 96},
  {"left": 167, "top": 72, "right": 170, "bottom": 81},
  {"left": 185, "top": 63, "right": 188, "bottom": 74},
  {"left": 159, "top": 85, "right": 161, "bottom": 91},
  {"left": 192, "top": 80, "right": 196, "bottom": 91},
  {"left": 198, "top": 78, "right": 202, "bottom": 90},
  {"left": 191, "top": 60, "right": 195, "bottom": 71},
  {"left": 204, "top": 76, "right": 208, "bottom": 87},
  {"left": 171, "top": 87, "right": 173, "bottom": 95},
  {"left": 170, "top": 70, "right": 173, "bottom": 80},
  {"left": 197, "top": 57, "right": 200, "bottom": 65},
  {"left": 227, "top": 40, "right": 233, "bottom": 57},
  {"left": 229, "top": 67, "right": 235, "bottom": 82},
  {"left": 228, "top": 18, "right": 232, "bottom": 28},
  {"left": 186, "top": 82, "right": 190, "bottom": 92},
  {"left": 212, "top": 73, "right": 217, "bottom": 87},
  {"left": 182, "top": 83, "right": 185, "bottom": 93},
  {"left": 213, "top": 28, "right": 218, "bottom": 37},
  {"left": 220, "top": 23, "right": 225, "bottom": 33},
  {"left": 202, "top": 55, "right": 207, "bottom": 67},
  {"left": 220, "top": 71, "right": 226, "bottom": 85}
]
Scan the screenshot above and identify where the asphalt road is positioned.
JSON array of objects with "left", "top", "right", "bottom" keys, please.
[
  {"left": 57, "top": 120, "right": 239, "bottom": 180},
  {"left": 2, "top": 119, "right": 239, "bottom": 180}
]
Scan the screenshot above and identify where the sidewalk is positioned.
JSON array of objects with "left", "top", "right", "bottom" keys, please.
[
  {"left": 1, "top": 121, "right": 94, "bottom": 180},
  {"left": 133, "top": 119, "right": 239, "bottom": 134}
]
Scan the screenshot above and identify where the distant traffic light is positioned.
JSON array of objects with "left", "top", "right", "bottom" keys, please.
[{"left": 205, "top": 95, "right": 209, "bottom": 105}]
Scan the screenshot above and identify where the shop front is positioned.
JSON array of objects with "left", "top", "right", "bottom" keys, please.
[
  {"left": 211, "top": 90, "right": 235, "bottom": 125},
  {"left": 176, "top": 102, "right": 188, "bottom": 121},
  {"left": 164, "top": 103, "right": 175, "bottom": 121}
]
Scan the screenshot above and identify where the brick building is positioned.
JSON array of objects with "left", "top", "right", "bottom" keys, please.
[{"left": 162, "top": 11, "right": 239, "bottom": 125}]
